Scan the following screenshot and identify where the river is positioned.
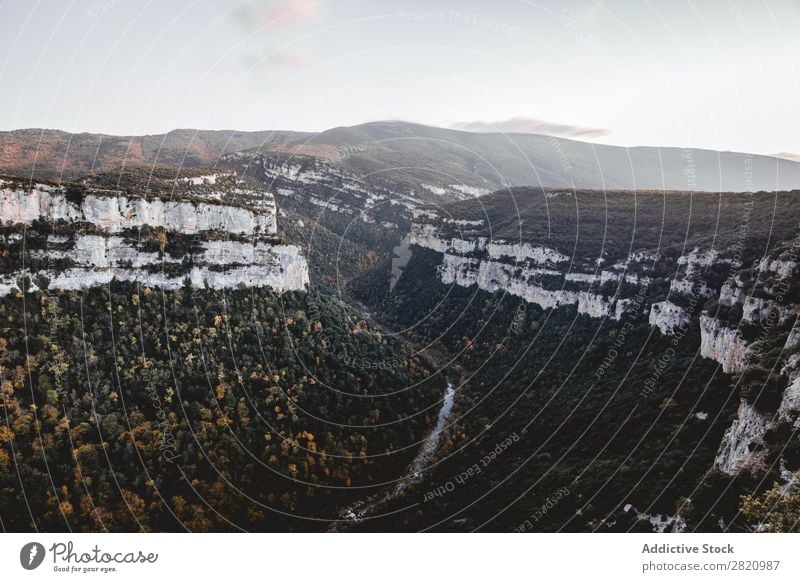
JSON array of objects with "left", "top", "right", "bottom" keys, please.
[{"left": 330, "top": 379, "right": 456, "bottom": 529}]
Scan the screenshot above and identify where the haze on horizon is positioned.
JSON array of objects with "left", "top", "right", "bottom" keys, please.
[{"left": 1, "top": 0, "right": 799, "bottom": 157}]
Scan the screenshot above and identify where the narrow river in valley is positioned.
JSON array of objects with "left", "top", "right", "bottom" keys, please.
[
  {"left": 330, "top": 379, "right": 456, "bottom": 530},
  {"left": 407, "top": 380, "right": 455, "bottom": 481}
]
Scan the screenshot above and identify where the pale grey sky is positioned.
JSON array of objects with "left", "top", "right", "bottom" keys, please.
[{"left": 1, "top": 0, "right": 799, "bottom": 155}]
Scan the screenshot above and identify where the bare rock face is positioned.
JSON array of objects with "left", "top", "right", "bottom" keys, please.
[
  {"left": 649, "top": 301, "right": 690, "bottom": 335},
  {"left": 719, "top": 281, "right": 745, "bottom": 306},
  {"left": 779, "top": 373, "right": 800, "bottom": 424},
  {"left": 409, "top": 222, "right": 451, "bottom": 253},
  {"left": 434, "top": 250, "right": 621, "bottom": 319},
  {"left": 670, "top": 277, "right": 713, "bottom": 297},
  {"left": 1, "top": 182, "right": 276, "bottom": 236},
  {"left": 409, "top": 211, "right": 769, "bottom": 328},
  {"left": 742, "top": 296, "right": 777, "bottom": 324},
  {"left": 409, "top": 221, "right": 569, "bottom": 265},
  {"left": 705, "top": 238, "right": 800, "bottom": 479},
  {"left": 759, "top": 256, "right": 797, "bottom": 279},
  {"left": 485, "top": 240, "right": 569, "bottom": 264},
  {"left": 678, "top": 247, "right": 732, "bottom": 275},
  {"left": 0, "top": 181, "right": 307, "bottom": 295},
  {"left": 0, "top": 183, "right": 81, "bottom": 223},
  {"left": 699, "top": 315, "right": 750, "bottom": 374},
  {"left": 715, "top": 349, "right": 800, "bottom": 476},
  {"left": 411, "top": 218, "right": 626, "bottom": 320},
  {"left": 714, "top": 401, "right": 771, "bottom": 475}
]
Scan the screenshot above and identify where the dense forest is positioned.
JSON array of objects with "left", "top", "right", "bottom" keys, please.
[
  {"left": 0, "top": 281, "right": 447, "bottom": 531},
  {"left": 343, "top": 182, "right": 800, "bottom": 531},
  {"left": 2, "top": 174, "right": 799, "bottom": 532},
  {"left": 347, "top": 247, "right": 798, "bottom": 531}
]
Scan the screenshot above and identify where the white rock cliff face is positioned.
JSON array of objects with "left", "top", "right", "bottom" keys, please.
[
  {"left": 436, "top": 252, "right": 621, "bottom": 319},
  {"left": 649, "top": 301, "right": 689, "bottom": 335},
  {"left": 719, "top": 281, "right": 744, "bottom": 306},
  {"left": 678, "top": 248, "right": 731, "bottom": 275},
  {"left": 0, "top": 184, "right": 81, "bottom": 223},
  {"left": 411, "top": 220, "right": 634, "bottom": 319},
  {"left": 485, "top": 240, "right": 569, "bottom": 264},
  {"left": 759, "top": 257, "right": 796, "bottom": 279},
  {"left": 779, "top": 374, "right": 800, "bottom": 424},
  {"left": 34, "top": 235, "right": 176, "bottom": 268},
  {"left": 714, "top": 401, "right": 770, "bottom": 474},
  {"left": 24, "top": 257, "right": 308, "bottom": 294},
  {"left": 715, "top": 332, "right": 800, "bottom": 476},
  {"left": 699, "top": 315, "right": 750, "bottom": 373},
  {"left": 670, "top": 277, "right": 713, "bottom": 297},
  {"left": 742, "top": 296, "right": 781, "bottom": 324},
  {"left": 0, "top": 182, "right": 307, "bottom": 295},
  {"left": 409, "top": 213, "right": 736, "bottom": 327},
  {"left": 1, "top": 184, "right": 277, "bottom": 235},
  {"left": 409, "top": 222, "right": 569, "bottom": 265}
]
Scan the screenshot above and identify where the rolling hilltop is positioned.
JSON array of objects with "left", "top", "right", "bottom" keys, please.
[
  {"left": 3, "top": 121, "right": 800, "bottom": 193},
  {"left": 280, "top": 121, "right": 800, "bottom": 193},
  {"left": 0, "top": 128, "right": 307, "bottom": 180}
]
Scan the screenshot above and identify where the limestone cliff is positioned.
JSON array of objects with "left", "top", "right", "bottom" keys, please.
[{"left": 0, "top": 179, "right": 308, "bottom": 295}]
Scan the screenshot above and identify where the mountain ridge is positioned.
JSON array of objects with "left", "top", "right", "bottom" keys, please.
[{"left": 3, "top": 121, "right": 800, "bottom": 192}]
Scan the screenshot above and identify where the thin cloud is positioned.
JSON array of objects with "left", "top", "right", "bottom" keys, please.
[
  {"left": 451, "top": 116, "right": 609, "bottom": 139},
  {"left": 259, "top": 0, "right": 319, "bottom": 27},
  {"left": 233, "top": 1, "right": 318, "bottom": 85},
  {"left": 772, "top": 152, "right": 800, "bottom": 163},
  {"left": 266, "top": 50, "right": 311, "bottom": 69}
]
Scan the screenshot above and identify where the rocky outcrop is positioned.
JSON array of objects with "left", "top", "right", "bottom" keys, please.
[
  {"left": 779, "top": 374, "right": 800, "bottom": 424},
  {"left": 719, "top": 281, "right": 744, "bottom": 306},
  {"left": 678, "top": 248, "right": 731, "bottom": 275},
  {"left": 409, "top": 222, "right": 570, "bottom": 266},
  {"left": 0, "top": 181, "right": 308, "bottom": 295},
  {"left": 714, "top": 327, "right": 800, "bottom": 476},
  {"left": 670, "top": 277, "right": 713, "bottom": 297},
  {"left": 714, "top": 401, "right": 771, "bottom": 474},
  {"left": 485, "top": 240, "right": 569, "bottom": 264},
  {"left": 649, "top": 301, "right": 690, "bottom": 335},
  {"left": 742, "top": 296, "right": 777, "bottom": 323},
  {"left": 778, "top": 351, "right": 800, "bottom": 423},
  {"left": 437, "top": 252, "right": 622, "bottom": 319},
  {"left": 759, "top": 257, "right": 796, "bottom": 279},
  {"left": 0, "top": 182, "right": 81, "bottom": 223},
  {"left": 717, "top": 349, "right": 795, "bottom": 479},
  {"left": 600, "top": 270, "right": 652, "bottom": 286},
  {"left": 409, "top": 223, "right": 452, "bottom": 253},
  {"left": 786, "top": 327, "right": 800, "bottom": 351},
  {"left": 410, "top": 217, "right": 658, "bottom": 320},
  {"left": 2, "top": 238, "right": 308, "bottom": 297},
  {"left": 699, "top": 315, "right": 750, "bottom": 373},
  {"left": 0, "top": 182, "right": 277, "bottom": 235}
]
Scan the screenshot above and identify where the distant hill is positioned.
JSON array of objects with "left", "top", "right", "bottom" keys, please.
[
  {"left": 3, "top": 121, "right": 800, "bottom": 192},
  {"left": 0, "top": 128, "right": 308, "bottom": 180},
  {"left": 279, "top": 121, "right": 800, "bottom": 193}
]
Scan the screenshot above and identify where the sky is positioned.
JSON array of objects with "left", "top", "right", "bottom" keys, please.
[{"left": 1, "top": 0, "right": 799, "bottom": 155}]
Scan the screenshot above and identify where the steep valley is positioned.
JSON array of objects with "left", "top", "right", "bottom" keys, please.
[
  {"left": 0, "top": 172, "right": 449, "bottom": 531},
  {"left": 1, "top": 132, "right": 800, "bottom": 532},
  {"left": 348, "top": 187, "right": 800, "bottom": 531}
]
